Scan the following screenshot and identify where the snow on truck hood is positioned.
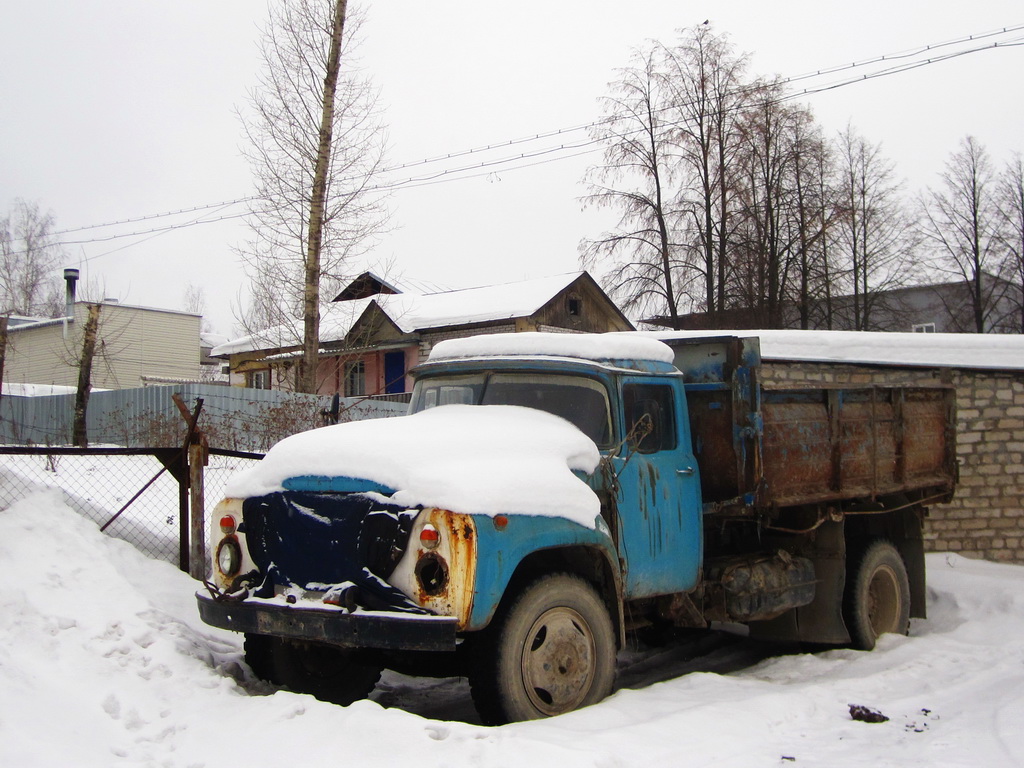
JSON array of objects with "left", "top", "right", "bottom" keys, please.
[{"left": 224, "top": 404, "right": 603, "bottom": 528}]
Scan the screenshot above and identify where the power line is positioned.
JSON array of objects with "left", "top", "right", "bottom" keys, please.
[{"left": 18, "top": 23, "right": 1024, "bottom": 256}]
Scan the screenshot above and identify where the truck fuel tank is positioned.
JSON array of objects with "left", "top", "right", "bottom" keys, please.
[{"left": 703, "top": 551, "right": 816, "bottom": 623}]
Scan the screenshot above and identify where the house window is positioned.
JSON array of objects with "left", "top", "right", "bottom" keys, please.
[
  {"left": 912, "top": 323, "right": 936, "bottom": 333},
  {"left": 344, "top": 360, "right": 366, "bottom": 397},
  {"left": 567, "top": 296, "right": 582, "bottom": 316},
  {"left": 247, "top": 369, "right": 271, "bottom": 389}
]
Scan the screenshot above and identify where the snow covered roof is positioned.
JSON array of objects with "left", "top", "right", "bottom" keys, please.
[
  {"left": 429, "top": 332, "right": 675, "bottom": 365},
  {"left": 211, "top": 298, "right": 373, "bottom": 358},
  {"left": 374, "top": 272, "right": 588, "bottom": 334},
  {"left": 650, "top": 329, "right": 1024, "bottom": 372},
  {"left": 213, "top": 272, "right": 594, "bottom": 357}
]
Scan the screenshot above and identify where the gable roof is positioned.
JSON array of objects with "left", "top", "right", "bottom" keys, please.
[
  {"left": 212, "top": 272, "right": 614, "bottom": 358},
  {"left": 331, "top": 271, "right": 403, "bottom": 302},
  {"left": 372, "top": 272, "right": 594, "bottom": 334}
]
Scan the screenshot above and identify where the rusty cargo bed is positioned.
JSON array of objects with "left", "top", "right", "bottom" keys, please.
[{"left": 662, "top": 335, "right": 957, "bottom": 515}]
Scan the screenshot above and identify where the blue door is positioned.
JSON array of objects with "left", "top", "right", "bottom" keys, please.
[
  {"left": 384, "top": 351, "right": 406, "bottom": 394},
  {"left": 612, "top": 378, "right": 702, "bottom": 598}
]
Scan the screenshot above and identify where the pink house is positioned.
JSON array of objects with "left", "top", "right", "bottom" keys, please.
[{"left": 213, "top": 271, "right": 633, "bottom": 397}]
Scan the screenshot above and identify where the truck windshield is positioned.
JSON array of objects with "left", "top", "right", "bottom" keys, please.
[{"left": 410, "top": 372, "right": 612, "bottom": 447}]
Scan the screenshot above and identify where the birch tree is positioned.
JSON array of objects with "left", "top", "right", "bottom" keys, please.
[{"left": 239, "top": 0, "right": 388, "bottom": 393}]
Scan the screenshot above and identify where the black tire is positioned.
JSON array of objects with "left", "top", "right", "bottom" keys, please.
[
  {"left": 246, "top": 634, "right": 381, "bottom": 705},
  {"left": 469, "top": 574, "right": 616, "bottom": 725},
  {"left": 844, "top": 540, "right": 911, "bottom": 651},
  {"left": 243, "top": 633, "right": 276, "bottom": 682}
]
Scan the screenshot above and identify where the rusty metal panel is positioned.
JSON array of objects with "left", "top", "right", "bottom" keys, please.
[
  {"left": 761, "top": 386, "right": 955, "bottom": 507},
  {"left": 762, "top": 397, "right": 833, "bottom": 501}
]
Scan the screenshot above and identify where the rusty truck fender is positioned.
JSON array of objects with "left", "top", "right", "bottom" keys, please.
[{"left": 389, "top": 509, "right": 621, "bottom": 633}]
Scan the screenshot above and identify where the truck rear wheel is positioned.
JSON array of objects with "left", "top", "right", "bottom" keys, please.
[
  {"left": 245, "top": 634, "right": 381, "bottom": 705},
  {"left": 470, "top": 573, "right": 616, "bottom": 725},
  {"left": 845, "top": 540, "right": 911, "bottom": 651}
]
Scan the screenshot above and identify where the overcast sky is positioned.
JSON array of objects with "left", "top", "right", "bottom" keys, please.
[{"left": 1, "top": 1, "right": 1021, "bottom": 336}]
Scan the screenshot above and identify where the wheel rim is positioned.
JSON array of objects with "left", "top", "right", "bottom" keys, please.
[
  {"left": 866, "top": 564, "right": 903, "bottom": 640},
  {"left": 520, "top": 606, "right": 597, "bottom": 716}
]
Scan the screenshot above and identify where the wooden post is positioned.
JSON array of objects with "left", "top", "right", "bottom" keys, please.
[
  {"left": 172, "top": 394, "right": 206, "bottom": 577},
  {"left": 189, "top": 433, "right": 208, "bottom": 580}
]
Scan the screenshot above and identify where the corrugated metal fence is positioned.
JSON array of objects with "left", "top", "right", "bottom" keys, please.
[{"left": 0, "top": 384, "right": 408, "bottom": 451}]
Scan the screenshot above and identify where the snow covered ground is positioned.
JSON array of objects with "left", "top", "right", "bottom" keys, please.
[{"left": 2, "top": 490, "right": 1023, "bottom": 767}]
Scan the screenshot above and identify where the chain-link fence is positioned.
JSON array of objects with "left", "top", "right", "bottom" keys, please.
[{"left": 0, "top": 447, "right": 261, "bottom": 569}]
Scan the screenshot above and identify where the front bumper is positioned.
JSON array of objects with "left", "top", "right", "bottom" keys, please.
[{"left": 196, "top": 593, "right": 458, "bottom": 652}]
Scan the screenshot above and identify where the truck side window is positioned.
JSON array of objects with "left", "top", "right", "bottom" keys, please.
[{"left": 623, "top": 383, "right": 677, "bottom": 453}]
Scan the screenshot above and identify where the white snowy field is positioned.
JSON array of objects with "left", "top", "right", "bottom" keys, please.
[{"left": 2, "top": 489, "right": 1024, "bottom": 767}]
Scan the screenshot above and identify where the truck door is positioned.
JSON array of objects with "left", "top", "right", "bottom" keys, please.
[{"left": 613, "top": 379, "right": 702, "bottom": 598}]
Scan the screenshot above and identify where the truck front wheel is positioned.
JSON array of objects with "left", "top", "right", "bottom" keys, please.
[
  {"left": 244, "top": 634, "right": 381, "bottom": 705},
  {"left": 844, "top": 540, "right": 911, "bottom": 651},
  {"left": 470, "top": 574, "right": 616, "bottom": 724}
]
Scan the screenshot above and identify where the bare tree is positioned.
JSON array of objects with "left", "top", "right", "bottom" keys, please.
[
  {"left": 581, "top": 26, "right": 752, "bottom": 328},
  {"left": 785, "top": 111, "right": 837, "bottom": 329},
  {"left": 731, "top": 80, "right": 806, "bottom": 328},
  {"left": 182, "top": 282, "right": 214, "bottom": 334},
  {"left": 919, "top": 136, "right": 1001, "bottom": 332},
  {"left": 239, "top": 0, "right": 388, "bottom": 393},
  {"left": 997, "top": 153, "right": 1024, "bottom": 332},
  {"left": 834, "top": 126, "right": 918, "bottom": 330},
  {"left": 657, "top": 25, "right": 748, "bottom": 319},
  {"left": 581, "top": 45, "right": 686, "bottom": 326},
  {"left": 0, "top": 199, "right": 65, "bottom": 317}
]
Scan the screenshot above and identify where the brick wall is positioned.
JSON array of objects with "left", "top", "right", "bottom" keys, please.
[
  {"left": 417, "top": 324, "right": 517, "bottom": 364},
  {"left": 760, "top": 361, "right": 1024, "bottom": 564}
]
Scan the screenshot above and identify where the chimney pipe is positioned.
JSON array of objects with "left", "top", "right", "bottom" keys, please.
[{"left": 64, "top": 268, "right": 79, "bottom": 319}]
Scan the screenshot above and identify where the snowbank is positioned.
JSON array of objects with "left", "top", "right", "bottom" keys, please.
[
  {"left": 224, "top": 404, "right": 602, "bottom": 527},
  {"left": 2, "top": 488, "right": 1023, "bottom": 766},
  {"left": 429, "top": 331, "right": 676, "bottom": 364}
]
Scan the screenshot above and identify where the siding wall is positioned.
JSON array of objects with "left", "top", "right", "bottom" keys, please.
[
  {"left": 761, "top": 360, "right": 1024, "bottom": 564},
  {"left": 4, "top": 303, "right": 200, "bottom": 389}
]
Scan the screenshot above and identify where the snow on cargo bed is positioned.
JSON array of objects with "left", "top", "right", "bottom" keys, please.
[
  {"left": 225, "top": 404, "right": 602, "bottom": 528},
  {"left": 428, "top": 331, "right": 675, "bottom": 365}
]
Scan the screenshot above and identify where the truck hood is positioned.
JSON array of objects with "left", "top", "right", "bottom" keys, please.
[{"left": 225, "top": 404, "right": 603, "bottom": 529}]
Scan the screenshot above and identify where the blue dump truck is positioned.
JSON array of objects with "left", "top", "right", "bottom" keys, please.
[{"left": 198, "top": 333, "right": 957, "bottom": 724}]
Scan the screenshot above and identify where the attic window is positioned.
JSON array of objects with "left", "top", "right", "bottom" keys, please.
[{"left": 567, "top": 296, "right": 582, "bottom": 317}]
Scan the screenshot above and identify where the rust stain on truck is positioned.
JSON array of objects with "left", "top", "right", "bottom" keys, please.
[{"left": 403, "top": 508, "right": 477, "bottom": 627}]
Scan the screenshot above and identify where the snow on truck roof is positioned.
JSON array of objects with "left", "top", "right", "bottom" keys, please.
[
  {"left": 428, "top": 332, "right": 676, "bottom": 365},
  {"left": 650, "top": 329, "right": 1024, "bottom": 372}
]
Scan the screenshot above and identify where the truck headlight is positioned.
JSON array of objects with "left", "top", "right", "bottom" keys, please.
[{"left": 217, "top": 537, "right": 242, "bottom": 578}]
